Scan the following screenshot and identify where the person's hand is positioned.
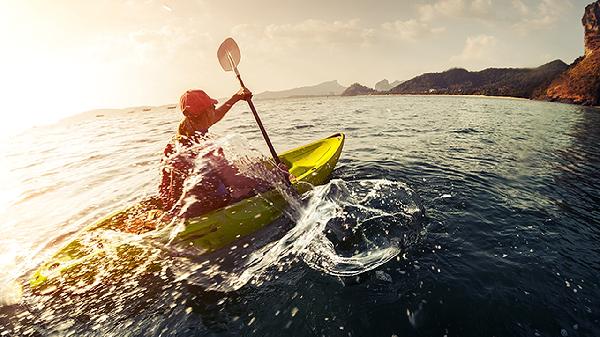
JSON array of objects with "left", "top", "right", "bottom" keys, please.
[
  {"left": 233, "top": 87, "right": 253, "bottom": 102},
  {"left": 277, "top": 162, "right": 289, "bottom": 172},
  {"left": 277, "top": 162, "right": 296, "bottom": 182}
]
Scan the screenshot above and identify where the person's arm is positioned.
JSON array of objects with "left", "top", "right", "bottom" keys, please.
[{"left": 211, "top": 88, "right": 253, "bottom": 124}]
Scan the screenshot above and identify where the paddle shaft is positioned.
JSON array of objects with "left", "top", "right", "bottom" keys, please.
[{"left": 234, "top": 72, "right": 281, "bottom": 165}]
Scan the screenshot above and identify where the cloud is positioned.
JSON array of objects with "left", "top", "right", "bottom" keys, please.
[
  {"left": 511, "top": 0, "right": 529, "bottom": 16},
  {"left": 418, "top": 0, "right": 572, "bottom": 33},
  {"left": 381, "top": 19, "right": 446, "bottom": 42},
  {"left": 418, "top": 0, "right": 495, "bottom": 21},
  {"left": 450, "top": 34, "right": 497, "bottom": 66},
  {"left": 123, "top": 25, "right": 212, "bottom": 63},
  {"left": 471, "top": 0, "right": 494, "bottom": 16},
  {"left": 513, "top": 0, "right": 573, "bottom": 32},
  {"left": 233, "top": 18, "right": 444, "bottom": 50},
  {"left": 265, "top": 19, "right": 376, "bottom": 47}
]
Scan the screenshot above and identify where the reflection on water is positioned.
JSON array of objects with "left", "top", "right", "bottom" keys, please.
[{"left": 1, "top": 96, "right": 599, "bottom": 336}]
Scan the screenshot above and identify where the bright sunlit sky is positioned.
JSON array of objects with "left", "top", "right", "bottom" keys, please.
[{"left": 0, "top": 0, "right": 590, "bottom": 134}]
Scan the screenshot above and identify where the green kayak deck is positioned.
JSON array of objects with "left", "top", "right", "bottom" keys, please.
[{"left": 29, "top": 133, "right": 345, "bottom": 289}]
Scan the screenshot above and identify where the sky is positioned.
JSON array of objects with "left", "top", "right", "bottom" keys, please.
[{"left": 0, "top": 0, "right": 591, "bottom": 134}]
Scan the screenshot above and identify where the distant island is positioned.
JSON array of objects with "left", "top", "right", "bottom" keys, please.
[
  {"left": 254, "top": 80, "right": 346, "bottom": 100},
  {"left": 340, "top": 0, "right": 600, "bottom": 107}
]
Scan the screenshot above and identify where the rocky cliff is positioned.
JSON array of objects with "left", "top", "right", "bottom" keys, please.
[
  {"left": 584, "top": 2, "right": 600, "bottom": 56},
  {"left": 375, "top": 79, "right": 403, "bottom": 91},
  {"left": 537, "top": 1, "right": 600, "bottom": 106}
]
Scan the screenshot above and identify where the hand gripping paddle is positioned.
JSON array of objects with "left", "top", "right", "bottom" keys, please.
[{"left": 217, "top": 38, "right": 281, "bottom": 165}]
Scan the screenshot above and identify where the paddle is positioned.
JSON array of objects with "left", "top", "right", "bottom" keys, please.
[{"left": 217, "top": 37, "right": 282, "bottom": 165}]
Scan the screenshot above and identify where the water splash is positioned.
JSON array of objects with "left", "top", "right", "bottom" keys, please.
[
  {"left": 181, "top": 178, "right": 425, "bottom": 291},
  {"left": 146, "top": 133, "right": 425, "bottom": 292},
  {"left": 301, "top": 179, "right": 424, "bottom": 276}
]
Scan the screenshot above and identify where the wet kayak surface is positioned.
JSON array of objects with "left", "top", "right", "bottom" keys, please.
[{"left": 1, "top": 95, "right": 599, "bottom": 336}]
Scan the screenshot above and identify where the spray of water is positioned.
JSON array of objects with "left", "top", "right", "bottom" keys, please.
[
  {"left": 188, "top": 177, "right": 425, "bottom": 292},
  {"left": 90, "top": 132, "right": 425, "bottom": 292}
]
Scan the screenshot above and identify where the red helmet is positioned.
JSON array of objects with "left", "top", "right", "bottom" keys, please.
[{"left": 179, "top": 90, "right": 218, "bottom": 117}]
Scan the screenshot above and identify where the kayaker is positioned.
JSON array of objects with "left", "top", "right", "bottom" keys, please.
[{"left": 159, "top": 88, "right": 286, "bottom": 218}]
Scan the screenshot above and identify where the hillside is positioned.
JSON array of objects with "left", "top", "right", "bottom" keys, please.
[{"left": 388, "top": 60, "right": 568, "bottom": 98}]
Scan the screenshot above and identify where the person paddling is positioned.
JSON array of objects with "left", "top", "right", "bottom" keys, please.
[{"left": 159, "top": 88, "right": 289, "bottom": 218}]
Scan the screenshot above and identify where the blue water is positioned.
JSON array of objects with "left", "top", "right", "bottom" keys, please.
[{"left": 0, "top": 95, "right": 599, "bottom": 336}]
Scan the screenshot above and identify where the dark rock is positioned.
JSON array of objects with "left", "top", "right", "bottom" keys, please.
[
  {"left": 341, "top": 83, "right": 377, "bottom": 96},
  {"left": 584, "top": 1, "right": 600, "bottom": 56}
]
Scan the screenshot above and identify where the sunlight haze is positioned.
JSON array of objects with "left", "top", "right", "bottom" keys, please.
[{"left": 0, "top": 0, "right": 587, "bottom": 135}]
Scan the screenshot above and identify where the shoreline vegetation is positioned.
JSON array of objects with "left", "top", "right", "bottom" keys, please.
[{"left": 340, "top": 59, "right": 569, "bottom": 100}]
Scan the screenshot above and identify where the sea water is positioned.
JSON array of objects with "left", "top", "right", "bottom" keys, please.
[{"left": 0, "top": 95, "right": 599, "bottom": 336}]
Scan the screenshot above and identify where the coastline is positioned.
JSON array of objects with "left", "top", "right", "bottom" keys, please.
[
  {"left": 379, "top": 93, "right": 531, "bottom": 101},
  {"left": 341, "top": 92, "right": 600, "bottom": 109}
]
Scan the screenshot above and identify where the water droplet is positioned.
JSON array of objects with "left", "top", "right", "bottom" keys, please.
[{"left": 291, "top": 307, "right": 299, "bottom": 317}]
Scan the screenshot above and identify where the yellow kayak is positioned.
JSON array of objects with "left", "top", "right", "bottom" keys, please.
[{"left": 29, "top": 133, "right": 345, "bottom": 290}]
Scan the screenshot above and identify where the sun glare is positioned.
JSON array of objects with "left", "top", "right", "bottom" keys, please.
[{"left": 0, "top": 2, "right": 108, "bottom": 136}]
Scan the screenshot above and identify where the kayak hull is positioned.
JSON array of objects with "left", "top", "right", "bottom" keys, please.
[
  {"left": 174, "top": 133, "right": 345, "bottom": 252},
  {"left": 29, "top": 133, "right": 345, "bottom": 289}
]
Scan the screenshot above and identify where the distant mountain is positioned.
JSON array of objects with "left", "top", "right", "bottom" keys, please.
[
  {"left": 341, "top": 83, "right": 377, "bottom": 96},
  {"left": 254, "top": 80, "right": 347, "bottom": 100},
  {"left": 388, "top": 60, "right": 568, "bottom": 98},
  {"left": 375, "top": 79, "right": 403, "bottom": 91}
]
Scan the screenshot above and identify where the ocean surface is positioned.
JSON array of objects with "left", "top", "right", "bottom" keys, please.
[{"left": 0, "top": 95, "right": 599, "bottom": 336}]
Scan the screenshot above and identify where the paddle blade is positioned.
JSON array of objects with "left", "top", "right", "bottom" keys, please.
[{"left": 217, "top": 38, "right": 241, "bottom": 72}]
